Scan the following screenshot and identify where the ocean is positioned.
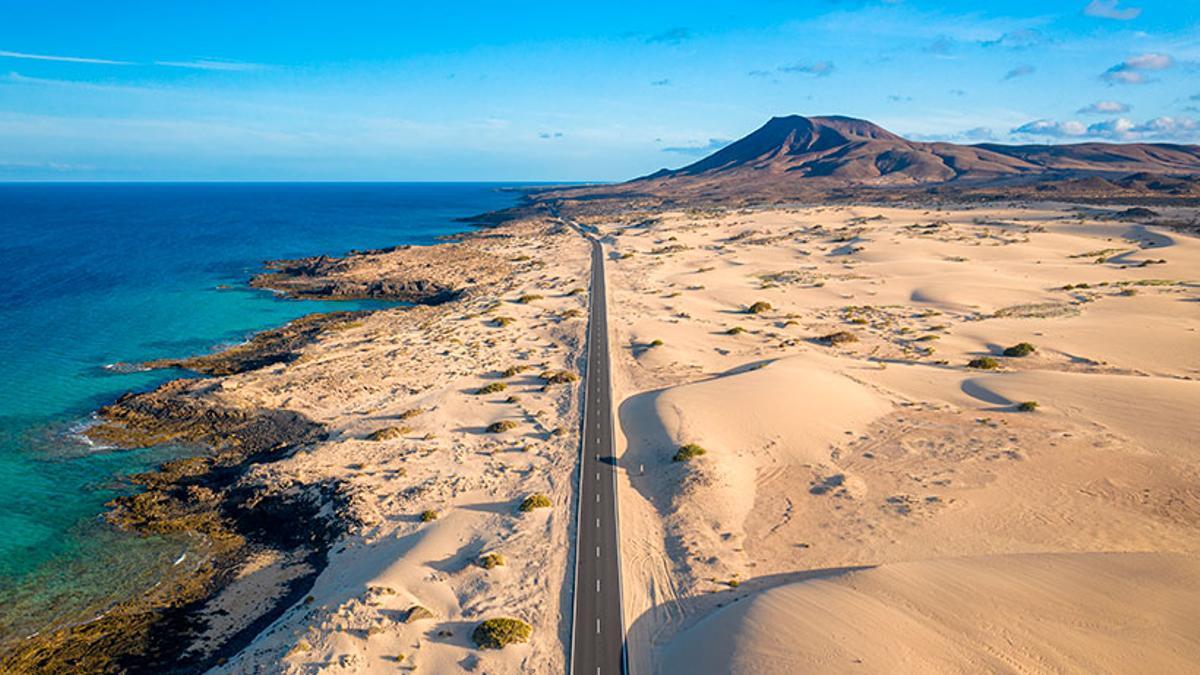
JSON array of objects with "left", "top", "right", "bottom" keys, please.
[{"left": 0, "top": 182, "right": 524, "bottom": 642}]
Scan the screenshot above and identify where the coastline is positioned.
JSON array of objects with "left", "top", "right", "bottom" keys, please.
[{"left": 1, "top": 206, "right": 593, "bottom": 673}]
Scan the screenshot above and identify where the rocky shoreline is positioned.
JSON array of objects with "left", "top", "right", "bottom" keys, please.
[{"left": 0, "top": 234, "right": 503, "bottom": 672}]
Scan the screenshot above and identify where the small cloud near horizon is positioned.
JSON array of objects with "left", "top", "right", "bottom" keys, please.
[
  {"left": 981, "top": 29, "right": 1045, "bottom": 50},
  {"left": 662, "top": 138, "right": 730, "bottom": 156},
  {"left": 538, "top": 131, "right": 564, "bottom": 139},
  {"left": 1084, "top": 0, "right": 1142, "bottom": 20},
  {"left": 650, "top": 79, "right": 671, "bottom": 86},
  {"left": 1102, "top": 52, "right": 1173, "bottom": 85},
  {"left": 1004, "top": 64, "right": 1035, "bottom": 80},
  {"left": 1013, "top": 115, "right": 1197, "bottom": 141},
  {"left": 779, "top": 60, "right": 834, "bottom": 77},
  {"left": 1078, "top": 100, "right": 1131, "bottom": 114},
  {"left": 646, "top": 27, "right": 690, "bottom": 44}
]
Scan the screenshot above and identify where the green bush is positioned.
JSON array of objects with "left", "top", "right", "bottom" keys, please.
[
  {"left": 472, "top": 617, "right": 532, "bottom": 649},
  {"left": 477, "top": 382, "right": 508, "bottom": 395},
  {"left": 747, "top": 301, "right": 772, "bottom": 314},
  {"left": 519, "top": 494, "right": 552, "bottom": 512},
  {"left": 487, "top": 420, "right": 518, "bottom": 433},
  {"left": 673, "top": 443, "right": 706, "bottom": 462},
  {"left": 1017, "top": 400, "right": 1039, "bottom": 412},
  {"left": 419, "top": 509, "right": 439, "bottom": 522},
  {"left": 968, "top": 357, "right": 1000, "bottom": 370},
  {"left": 540, "top": 369, "right": 579, "bottom": 384},
  {"left": 1003, "top": 342, "right": 1036, "bottom": 357}
]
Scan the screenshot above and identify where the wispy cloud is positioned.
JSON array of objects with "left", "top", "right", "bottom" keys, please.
[
  {"left": 650, "top": 79, "right": 671, "bottom": 86},
  {"left": 980, "top": 28, "right": 1045, "bottom": 50},
  {"left": 538, "top": 131, "right": 563, "bottom": 139},
  {"left": 646, "top": 28, "right": 690, "bottom": 45},
  {"left": 779, "top": 60, "right": 834, "bottom": 77},
  {"left": 662, "top": 138, "right": 729, "bottom": 156},
  {"left": 1012, "top": 119, "right": 1086, "bottom": 137},
  {"left": 1083, "top": 0, "right": 1142, "bottom": 20},
  {"left": 0, "top": 49, "right": 131, "bottom": 65},
  {"left": 1078, "top": 100, "right": 1131, "bottom": 114},
  {"left": 1004, "top": 64, "right": 1035, "bottom": 80},
  {"left": 1102, "top": 52, "right": 1173, "bottom": 84},
  {"left": 155, "top": 59, "right": 266, "bottom": 71}
]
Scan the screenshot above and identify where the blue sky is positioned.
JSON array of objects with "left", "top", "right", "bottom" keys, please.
[{"left": 1, "top": 0, "right": 1197, "bottom": 180}]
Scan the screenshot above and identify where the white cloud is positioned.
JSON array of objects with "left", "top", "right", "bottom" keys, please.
[
  {"left": 1102, "top": 52, "right": 1174, "bottom": 84},
  {"left": 662, "top": 138, "right": 730, "bottom": 155},
  {"left": 1078, "top": 100, "right": 1131, "bottom": 114},
  {"left": 0, "top": 49, "right": 131, "bottom": 65},
  {"left": 1083, "top": 0, "right": 1142, "bottom": 21},
  {"left": 1013, "top": 116, "right": 1198, "bottom": 141},
  {"left": 1012, "top": 119, "right": 1086, "bottom": 137}
]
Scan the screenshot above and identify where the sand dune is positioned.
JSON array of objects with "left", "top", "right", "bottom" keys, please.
[
  {"left": 601, "top": 202, "right": 1200, "bottom": 673},
  {"left": 662, "top": 553, "right": 1200, "bottom": 675}
]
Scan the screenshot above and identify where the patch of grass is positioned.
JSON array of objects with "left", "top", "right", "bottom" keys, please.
[
  {"left": 367, "top": 426, "right": 407, "bottom": 441},
  {"left": 1003, "top": 342, "right": 1036, "bottom": 357},
  {"left": 419, "top": 509, "right": 439, "bottom": 522},
  {"left": 540, "top": 369, "right": 578, "bottom": 384},
  {"left": 486, "top": 420, "right": 518, "bottom": 433},
  {"left": 479, "top": 552, "right": 506, "bottom": 569},
  {"left": 519, "top": 494, "right": 552, "bottom": 512},
  {"left": 967, "top": 357, "right": 1000, "bottom": 370},
  {"left": 472, "top": 617, "right": 532, "bottom": 649},
  {"left": 404, "top": 605, "right": 435, "bottom": 623},
  {"left": 746, "top": 301, "right": 772, "bottom": 314},
  {"left": 818, "top": 331, "right": 858, "bottom": 345},
  {"left": 673, "top": 443, "right": 706, "bottom": 462},
  {"left": 476, "top": 382, "right": 508, "bottom": 395},
  {"left": 1017, "top": 401, "right": 1039, "bottom": 412}
]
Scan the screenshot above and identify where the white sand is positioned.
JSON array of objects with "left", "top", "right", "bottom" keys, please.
[{"left": 597, "top": 203, "right": 1200, "bottom": 673}]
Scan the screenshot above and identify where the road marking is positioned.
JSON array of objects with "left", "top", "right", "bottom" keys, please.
[
  {"left": 596, "top": 546, "right": 600, "bottom": 557},
  {"left": 596, "top": 619, "right": 601, "bottom": 634},
  {"left": 596, "top": 494, "right": 600, "bottom": 503},
  {"left": 596, "top": 517, "right": 600, "bottom": 528},
  {"left": 597, "top": 579, "right": 600, "bottom": 592}
]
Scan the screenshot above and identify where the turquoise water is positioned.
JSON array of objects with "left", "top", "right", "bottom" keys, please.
[{"left": 0, "top": 183, "right": 524, "bottom": 639}]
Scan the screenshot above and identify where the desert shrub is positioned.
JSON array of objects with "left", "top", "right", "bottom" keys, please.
[
  {"left": 519, "top": 494, "right": 552, "bottom": 512},
  {"left": 1003, "top": 342, "right": 1036, "bottom": 357},
  {"left": 472, "top": 617, "right": 532, "bottom": 649},
  {"left": 516, "top": 294, "right": 544, "bottom": 304},
  {"left": 397, "top": 408, "right": 426, "bottom": 420},
  {"left": 477, "top": 382, "right": 508, "bottom": 395},
  {"left": 747, "top": 301, "right": 772, "bottom": 314},
  {"left": 493, "top": 316, "right": 515, "bottom": 327},
  {"left": 367, "top": 426, "right": 406, "bottom": 441},
  {"left": 487, "top": 420, "right": 518, "bottom": 433},
  {"left": 567, "top": 287, "right": 586, "bottom": 296},
  {"left": 501, "top": 365, "right": 529, "bottom": 378},
  {"left": 505, "top": 395, "right": 521, "bottom": 403},
  {"left": 1017, "top": 400, "right": 1039, "bottom": 412},
  {"left": 560, "top": 308, "right": 583, "bottom": 318},
  {"left": 404, "top": 605, "right": 435, "bottom": 623},
  {"left": 819, "top": 331, "right": 858, "bottom": 345},
  {"left": 540, "top": 369, "right": 578, "bottom": 384},
  {"left": 419, "top": 509, "right": 439, "bottom": 522},
  {"left": 673, "top": 443, "right": 706, "bottom": 462},
  {"left": 479, "top": 552, "right": 507, "bottom": 569},
  {"left": 967, "top": 357, "right": 1000, "bottom": 369},
  {"left": 726, "top": 326, "right": 746, "bottom": 335},
  {"left": 649, "top": 339, "right": 664, "bottom": 347}
]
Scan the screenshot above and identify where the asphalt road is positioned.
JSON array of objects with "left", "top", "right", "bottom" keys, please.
[{"left": 570, "top": 236, "right": 626, "bottom": 675}]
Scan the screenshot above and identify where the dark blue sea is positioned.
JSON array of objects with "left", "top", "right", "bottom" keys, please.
[{"left": 0, "top": 182, "right": 525, "bottom": 641}]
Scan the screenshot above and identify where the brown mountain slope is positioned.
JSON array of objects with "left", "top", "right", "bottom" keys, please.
[{"left": 537, "top": 115, "right": 1200, "bottom": 207}]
